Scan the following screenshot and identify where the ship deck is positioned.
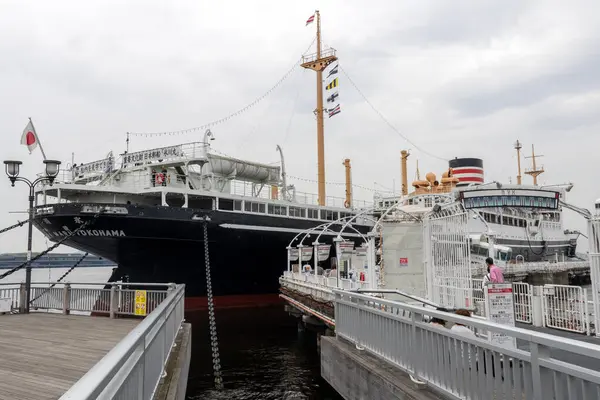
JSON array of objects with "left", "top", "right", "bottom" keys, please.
[{"left": 0, "top": 313, "right": 138, "bottom": 400}]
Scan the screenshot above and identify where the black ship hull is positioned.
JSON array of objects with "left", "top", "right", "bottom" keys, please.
[{"left": 33, "top": 203, "right": 370, "bottom": 309}]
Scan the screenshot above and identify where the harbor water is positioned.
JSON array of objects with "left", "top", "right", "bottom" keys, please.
[{"left": 185, "top": 304, "right": 342, "bottom": 400}]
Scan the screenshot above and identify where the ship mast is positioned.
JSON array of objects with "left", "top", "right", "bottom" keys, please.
[
  {"left": 301, "top": 10, "right": 337, "bottom": 206},
  {"left": 524, "top": 144, "right": 544, "bottom": 185},
  {"left": 514, "top": 140, "right": 522, "bottom": 185}
]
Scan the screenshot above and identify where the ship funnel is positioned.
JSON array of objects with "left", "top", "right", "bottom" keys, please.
[{"left": 449, "top": 158, "right": 484, "bottom": 186}]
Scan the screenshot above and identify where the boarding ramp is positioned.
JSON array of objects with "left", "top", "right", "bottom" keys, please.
[{"left": 333, "top": 290, "right": 600, "bottom": 400}]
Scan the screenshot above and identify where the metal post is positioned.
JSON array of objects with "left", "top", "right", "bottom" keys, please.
[
  {"left": 110, "top": 284, "right": 117, "bottom": 319},
  {"left": 366, "top": 234, "right": 377, "bottom": 290},
  {"left": 334, "top": 237, "right": 342, "bottom": 289},
  {"left": 25, "top": 188, "right": 34, "bottom": 314},
  {"left": 19, "top": 283, "right": 26, "bottom": 313},
  {"left": 63, "top": 283, "right": 71, "bottom": 315}
]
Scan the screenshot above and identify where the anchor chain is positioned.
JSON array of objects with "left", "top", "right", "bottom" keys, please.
[
  {"left": 30, "top": 252, "right": 89, "bottom": 304},
  {"left": 203, "top": 218, "right": 223, "bottom": 390},
  {"left": 0, "top": 210, "right": 102, "bottom": 281},
  {"left": 0, "top": 220, "right": 27, "bottom": 235}
]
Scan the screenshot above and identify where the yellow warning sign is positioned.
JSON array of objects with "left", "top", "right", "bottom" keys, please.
[{"left": 134, "top": 290, "right": 147, "bottom": 316}]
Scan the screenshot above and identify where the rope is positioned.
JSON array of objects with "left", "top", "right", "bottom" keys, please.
[
  {"left": 129, "top": 37, "right": 317, "bottom": 137},
  {"left": 339, "top": 65, "right": 448, "bottom": 162},
  {"left": 203, "top": 220, "right": 223, "bottom": 389},
  {"left": 0, "top": 220, "right": 27, "bottom": 235},
  {"left": 0, "top": 211, "right": 102, "bottom": 281},
  {"left": 29, "top": 252, "right": 89, "bottom": 304}
]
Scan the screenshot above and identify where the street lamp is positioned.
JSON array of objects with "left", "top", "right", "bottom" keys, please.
[{"left": 3, "top": 159, "right": 61, "bottom": 313}]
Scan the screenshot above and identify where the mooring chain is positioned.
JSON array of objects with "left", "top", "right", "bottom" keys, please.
[
  {"left": 29, "top": 252, "right": 89, "bottom": 304},
  {"left": 203, "top": 219, "right": 223, "bottom": 390},
  {"left": 0, "top": 210, "right": 103, "bottom": 281},
  {"left": 0, "top": 220, "right": 27, "bottom": 235}
]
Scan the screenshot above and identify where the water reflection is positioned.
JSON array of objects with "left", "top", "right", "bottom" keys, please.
[{"left": 186, "top": 305, "right": 341, "bottom": 400}]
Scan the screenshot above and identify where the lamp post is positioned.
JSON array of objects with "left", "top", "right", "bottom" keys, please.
[{"left": 3, "top": 159, "right": 61, "bottom": 313}]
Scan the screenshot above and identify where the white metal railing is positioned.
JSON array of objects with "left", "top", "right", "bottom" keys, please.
[
  {"left": 471, "top": 261, "right": 589, "bottom": 276},
  {"left": 59, "top": 283, "right": 185, "bottom": 399},
  {"left": 0, "top": 282, "right": 172, "bottom": 317},
  {"left": 513, "top": 282, "right": 533, "bottom": 324},
  {"left": 542, "top": 284, "right": 587, "bottom": 334},
  {"left": 281, "top": 271, "right": 370, "bottom": 291},
  {"left": 334, "top": 290, "right": 600, "bottom": 399},
  {"left": 471, "top": 280, "right": 533, "bottom": 324}
]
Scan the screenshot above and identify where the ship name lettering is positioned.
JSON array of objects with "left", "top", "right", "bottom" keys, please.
[{"left": 73, "top": 229, "right": 126, "bottom": 237}]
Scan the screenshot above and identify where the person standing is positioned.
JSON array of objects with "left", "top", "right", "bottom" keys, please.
[{"left": 486, "top": 257, "right": 504, "bottom": 283}]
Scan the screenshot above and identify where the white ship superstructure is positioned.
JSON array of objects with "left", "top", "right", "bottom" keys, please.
[{"left": 374, "top": 141, "right": 581, "bottom": 264}]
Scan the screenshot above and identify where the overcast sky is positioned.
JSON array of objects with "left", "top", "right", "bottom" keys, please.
[{"left": 1, "top": 0, "right": 599, "bottom": 254}]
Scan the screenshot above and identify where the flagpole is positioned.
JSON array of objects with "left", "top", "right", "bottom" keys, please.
[{"left": 28, "top": 117, "right": 47, "bottom": 160}]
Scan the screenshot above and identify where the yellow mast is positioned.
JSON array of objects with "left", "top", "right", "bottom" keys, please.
[
  {"left": 514, "top": 140, "right": 523, "bottom": 185},
  {"left": 524, "top": 144, "right": 544, "bottom": 185},
  {"left": 301, "top": 10, "right": 337, "bottom": 206}
]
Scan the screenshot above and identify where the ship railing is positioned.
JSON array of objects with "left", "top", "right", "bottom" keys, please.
[
  {"left": 36, "top": 169, "right": 374, "bottom": 210},
  {"left": 0, "top": 281, "right": 174, "bottom": 317},
  {"left": 334, "top": 289, "right": 600, "bottom": 399}
]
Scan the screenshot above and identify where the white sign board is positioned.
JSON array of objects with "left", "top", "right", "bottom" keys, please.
[{"left": 484, "top": 283, "right": 516, "bottom": 348}]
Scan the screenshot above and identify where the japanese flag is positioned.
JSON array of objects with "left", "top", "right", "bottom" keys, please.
[{"left": 21, "top": 120, "right": 38, "bottom": 154}]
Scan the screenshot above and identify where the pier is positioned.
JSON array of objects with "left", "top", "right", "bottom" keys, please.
[
  {"left": 0, "top": 281, "right": 190, "bottom": 400},
  {"left": 322, "top": 290, "right": 600, "bottom": 400},
  {"left": 279, "top": 194, "right": 600, "bottom": 399}
]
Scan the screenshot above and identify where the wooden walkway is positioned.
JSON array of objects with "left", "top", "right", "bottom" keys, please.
[{"left": 0, "top": 313, "right": 139, "bottom": 400}]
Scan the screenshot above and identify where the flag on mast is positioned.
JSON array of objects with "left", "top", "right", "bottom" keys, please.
[
  {"left": 326, "top": 64, "right": 338, "bottom": 78},
  {"left": 325, "top": 78, "right": 338, "bottom": 90},
  {"left": 328, "top": 104, "right": 341, "bottom": 118},
  {"left": 327, "top": 92, "right": 339, "bottom": 103},
  {"left": 306, "top": 14, "right": 315, "bottom": 26},
  {"left": 20, "top": 118, "right": 47, "bottom": 159}
]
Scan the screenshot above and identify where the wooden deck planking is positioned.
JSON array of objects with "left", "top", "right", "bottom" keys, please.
[{"left": 0, "top": 313, "right": 138, "bottom": 400}]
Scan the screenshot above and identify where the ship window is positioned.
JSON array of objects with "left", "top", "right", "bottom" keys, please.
[
  {"left": 234, "top": 200, "right": 242, "bottom": 211},
  {"left": 307, "top": 209, "right": 319, "bottom": 219},
  {"left": 268, "top": 204, "right": 287, "bottom": 216},
  {"left": 324, "top": 210, "right": 338, "bottom": 221},
  {"left": 188, "top": 196, "right": 214, "bottom": 210},
  {"left": 218, "top": 199, "right": 234, "bottom": 211},
  {"left": 244, "top": 201, "right": 265, "bottom": 213},
  {"left": 289, "top": 206, "right": 306, "bottom": 218}
]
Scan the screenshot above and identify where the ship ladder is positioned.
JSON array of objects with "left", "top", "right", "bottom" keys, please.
[{"left": 203, "top": 218, "right": 224, "bottom": 390}]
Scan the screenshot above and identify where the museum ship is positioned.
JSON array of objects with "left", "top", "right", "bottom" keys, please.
[{"left": 30, "top": 12, "right": 373, "bottom": 309}]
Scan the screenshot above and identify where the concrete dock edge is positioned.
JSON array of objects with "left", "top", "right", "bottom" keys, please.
[
  {"left": 156, "top": 322, "right": 192, "bottom": 400},
  {"left": 320, "top": 336, "right": 443, "bottom": 400}
]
